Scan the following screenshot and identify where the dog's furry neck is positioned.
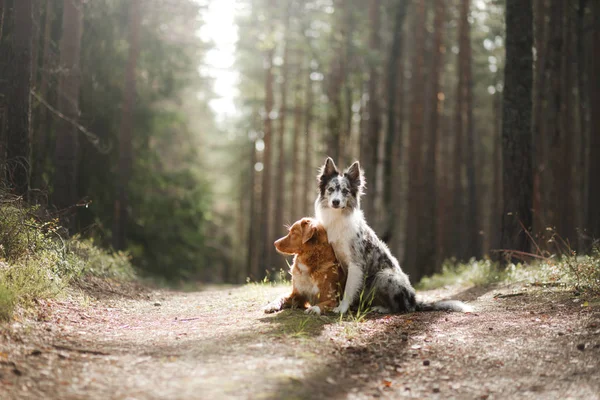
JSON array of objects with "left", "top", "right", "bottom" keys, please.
[{"left": 295, "top": 241, "right": 337, "bottom": 273}]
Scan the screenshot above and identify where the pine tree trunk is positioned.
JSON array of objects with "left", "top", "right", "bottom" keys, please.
[
  {"left": 453, "top": 0, "right": 468, "bottom": 260},
  {"left": 588, "top": 1, "right": 600, "bottom": 240},
  {"left": 422, "top": 0, "right": 446, "bottom": 275},
  {"left": 382, "top": 0, "right": 407, "bottom": 244},
  {"left": 463, "top": 0, "right": 481, "bottom": 259},
  {"left": 403, "top": 0, "right": 426, "bottom": 277},
  {"left": 5, "top": 0, "right": 32, "bottom": 197},
  {"left": 302, "top": 49, "right": 314, "bottom": 218},
  {"left": 501, "top": 0, "right": 533, "bottom": 260},
  {"left": 113, "top": 0, "right": 141, "bottom": 250},
  {"left": 273, "top": 4, "right": 290, "bottom": 244},
  {"left": 532, "top": 0, "right": 548, "bottom": 238},
  {"left": 360, "top": 0, "right": 381, "bottom": 224},
  {"left": 31, "top": 0, "right": 53, "bottom": 196},
  {"left": 491, "top": 78, "right": 503, "bottom": 252},
  {"left": 289, "top": 55, "right": 304, "bottom": 222},
  {"left": 544, "top": 0, "right": 566, "bottom": 243},
  {"left": 53, "top": 0, "right": 84, "bottom": 228},
  {"left": 576, "top": 0, "right": 588, "bottom": 250},
  {"left": 247, "top": 135, "right": 259, "bottom": 280},
  {"left": 260, "top": 44, "right": 276, "bottom": 278},
  {"left": 558, "top": 9, "right": 574, "bottom": 245}
]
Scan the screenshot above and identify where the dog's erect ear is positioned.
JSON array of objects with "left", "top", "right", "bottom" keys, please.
[
  {"left": 318, "top": 157, "right": 340, "bottom": 195},
  {"left": 301, "top": 219, "right": 317, "bottom": 244},
  {"left": 345, "top": 161, "right": 364, "bottom": 183},
  {"left": 320, "top": 157, "right": 339, "bottom": 178}
]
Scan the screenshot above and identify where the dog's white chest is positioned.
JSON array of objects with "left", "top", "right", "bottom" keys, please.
[
  {"left": 293, "top": 263, "right": 319, "bottom": 301},
  {"left": 317, "top": 209, "right": 359, "bottom": 266}
]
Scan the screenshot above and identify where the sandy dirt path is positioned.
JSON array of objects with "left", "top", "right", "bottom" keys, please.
[{"left": 1, "top": 281, "right": 599, "bottom": 399}]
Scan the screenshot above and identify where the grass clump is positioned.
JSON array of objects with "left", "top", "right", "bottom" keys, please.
[
  {"left": 417, "top": 258, "right": 505, "bottom": 290},
  {"left": 417, "top": 250, "right": 600, "bottom": 295},
  {"left": 0, "top": 197, "right": 135, "bottom": 321},
  {"left": 504, "top": 251, "right": 600, "bottom": 295}
]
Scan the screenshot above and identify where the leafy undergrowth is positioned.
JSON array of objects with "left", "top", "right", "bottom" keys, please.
[
  {"left": 0, "top": 198, "right": 135, "bottom": 321},
  {"left": 417, "top": 251, "right": 600, "bottom": 296}
]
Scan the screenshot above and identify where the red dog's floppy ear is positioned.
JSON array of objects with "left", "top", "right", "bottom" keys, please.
[{"left": 301, "top": 219, "right": 317, "bottom": 244}]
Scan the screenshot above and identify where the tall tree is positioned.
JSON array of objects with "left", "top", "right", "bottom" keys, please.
[
  {"left": 382, "top": 0, "right": 408, "bottom": 244},
  {"left": 500, "top": 0, "right": 533, "bottom": 260},
  {"left": 360, "top": 0, "right": 381, "bottom": 224},
  {"left": 260, "top": 1, "right": 276, "bottom": 276},
  {"left": 462, "top": 0, "right": 481, "bottom": 259},
  {"left": 404, "top": 0, "right": 426, "bottom": 276},
  {"left": 53, "top": 0, "right": 84, "bottom": 227},
  {"left": 301, "top": 39, "right": 315, "bottom": 218},
  {"left": 247, "top": 132, "right": 259, "bottom": 279},
  {"left": 31, "top": 0, "right": 54, "bottom": 195},
  {"left": 589, "top": 1, "right": 600, "bottom": 240},
  {"left": 532, "top": 0, "right": 547, "bottom": 235},
  {"left": 4, "top": 0, "right": 33, "bottom": 197},
  {"left": 543, "top": 0, "right": 569, "bottom": 243},
  {"left": 273, "top": 3, "right": 291, "bottom": 242},
  {"left": 452, "top": 0, "right": 467, "bottom": 260},
  {"left": 289, "top": 51, "right": 304, "bottom": 222},
  {"left": 422, "top": 0, "right": 446, "bottom": 275},
  {"left": 113, "top": 0, "right": 141, "bottom": 250},
  {"left": 325, "top": 0, "right": 346, "bottom": 164}
]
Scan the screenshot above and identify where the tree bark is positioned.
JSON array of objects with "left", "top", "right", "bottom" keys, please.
[
  {"left": 247, "top": 134, "right": 259, "bottom": 280},
  {"left": 463, "top": 0, "right": 481, "bottom": 259},
  {"left": 589, "top": 1, "right": 600, "bottom": 240},
  {"left": 500, "top": 0, "right": 533, "bottom": 261},
  {"left": 360, "top": 0, "right": 381, "bottom": 224},
  {"left": 113, "top": 0, "right": 141, "bottom": 250},
  {"left": 5, "top": 0, "right": 33, "bottom": 197},
  {"left": 403, "top": 0, "right": 426, "bottom": 277},
  {"left": 31, "top": 0, "right": 54, "bottom": 195},
  {"left": 302, "top": 45, "right": 314, "bottom": 218},
  {"left": 53, "top": 0, "right": 84, "bottom": 229},
  {"left": 260, "top": 22, "right": 276, "bottom": 278},
  {"left": 382, "top": 0, "right": 408, "bottom": 244},
  {"left": 532, "top": 0, "right": 548, "bottom": 238},
  {"left": 452, "top": 0, "right": 468, "bottom": 260},
  {"left": 422, "top": 0, "right": 446, "bottom": 275},
  {"left": 289, "top": 53, "right": 304, "bottom": 222},
  {"left": 273, "top": 3, "right": 291, "bottom": 243}
]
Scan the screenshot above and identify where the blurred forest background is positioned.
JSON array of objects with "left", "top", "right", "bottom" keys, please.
[{"left": 0, "top": 0, "right": 599, "bottom": 284}]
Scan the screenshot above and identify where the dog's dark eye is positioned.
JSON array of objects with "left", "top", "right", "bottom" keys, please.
[
  {"left": 327, "top": 187, "right": 334, "bottom": 193},
  {"left": 342, "top": 189, "right": 349, "bottom": 195}
]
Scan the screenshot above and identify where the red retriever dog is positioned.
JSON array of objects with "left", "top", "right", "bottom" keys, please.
[{"left": 263, "top": 218, "right": 345, "bottom": 315}]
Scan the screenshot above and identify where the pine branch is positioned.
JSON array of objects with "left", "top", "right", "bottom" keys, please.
[{"left": 30, "top": 89, "right": 112, "bottom": 154}]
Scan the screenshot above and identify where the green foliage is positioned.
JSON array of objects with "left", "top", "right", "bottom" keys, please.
[
  {"left": 63, "top": 0, "right": 220, "bottom": 280},
  {"left": 0, "top": 200, "right": 135, "bottom": 321}
]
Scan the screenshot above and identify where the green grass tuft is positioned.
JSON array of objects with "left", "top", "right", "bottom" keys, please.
[{"left": 417, "top": 258, "right": 505, "bottom": 290}]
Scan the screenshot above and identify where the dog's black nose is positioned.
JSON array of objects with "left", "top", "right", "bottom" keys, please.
[{"left": 332, "top": 199, "right": 340, "bottom": 207}]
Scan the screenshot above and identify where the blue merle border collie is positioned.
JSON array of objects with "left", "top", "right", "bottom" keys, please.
[{"left": 315, "top": 157, "right": 473, "bottom": 314}]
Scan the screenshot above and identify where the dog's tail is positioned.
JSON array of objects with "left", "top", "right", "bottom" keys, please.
[{"left": 416, "top": 300, "right": 473, "bottom": 313}]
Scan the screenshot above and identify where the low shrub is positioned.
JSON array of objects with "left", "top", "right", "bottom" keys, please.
[{"left": 0, "top": 197, "right": 135, "bottom": 321}]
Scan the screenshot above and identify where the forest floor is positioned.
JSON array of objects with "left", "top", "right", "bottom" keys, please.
[{"left": 1, "top": 278, "right": 599, "bottom": 400}]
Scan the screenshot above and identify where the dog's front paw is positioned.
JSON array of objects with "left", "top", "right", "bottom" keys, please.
[
  {"left": 371, "top": 306, "right": 390, "bottom": 314},
  {"left": 333, "top": 302, "right": 349, "bottom": 314},
  {"left": 305, "top": 305, "right": 321, "bottom": 315},
  {"left": 263, "top": 302, "right": 281, "bottom": 314}
]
